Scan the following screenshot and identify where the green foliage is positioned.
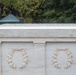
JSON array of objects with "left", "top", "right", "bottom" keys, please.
[
  {"left": 0, "top": 0, "right": 76, "bottom": 23},
  {"left": 36, "top": 0, "right": 76, "bottom": 23},
  {"left": 2, "top": 0, "right": 15, "bottom": 6},
  {"left": 1, "top": 0, "right": 45, "bottom": 22}
]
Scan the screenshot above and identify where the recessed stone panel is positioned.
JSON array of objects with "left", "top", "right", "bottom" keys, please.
[
  {"left": 46, "top": 43, "right": 76, "bottom": 75},
  {"left": 2, "top": 42, "right": 34, "bottom": 75}
]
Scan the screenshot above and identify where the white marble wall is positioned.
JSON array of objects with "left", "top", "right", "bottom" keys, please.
[
  {"left": 1, "top": 42, "right": 76, "bottom": 75},
  {"left": 0, "top": 25, "right": 76, "bottom": 75}
]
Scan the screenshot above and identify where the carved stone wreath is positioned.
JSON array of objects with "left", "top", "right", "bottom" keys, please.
[
  {"left": 51, "top": 48, "right": 73, "bottom": 69},
  {"left": 7, "top": 48, "right": 29, "bottom": 69}
]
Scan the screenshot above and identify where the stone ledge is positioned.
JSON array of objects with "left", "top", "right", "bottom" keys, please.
[{"left": 0, "top": 29, "right": 76, "bottom": 38}]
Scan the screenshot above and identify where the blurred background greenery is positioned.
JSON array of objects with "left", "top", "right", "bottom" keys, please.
[{"left": 0, "top": 0, "right": 76, "bottom": 23}]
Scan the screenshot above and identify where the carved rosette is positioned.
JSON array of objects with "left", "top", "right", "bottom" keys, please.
[
  {"left": 7, "top": 49, "right": 29, "bottom": 69},
  {"left": 51, "top": 49, "right": 73, "bottom": 69}
]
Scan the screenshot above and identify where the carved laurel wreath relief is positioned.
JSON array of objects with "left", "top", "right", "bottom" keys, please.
[
  {"left": 7, "top": 48, "right": 29, "bottom": 69},
  {"left": 51, "top": 48, "right": 73, "bottom": 69}
]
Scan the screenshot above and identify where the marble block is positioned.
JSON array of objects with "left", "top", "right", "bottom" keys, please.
[{"left": 0, "top": 24, "right": 76, "bottom": 75}]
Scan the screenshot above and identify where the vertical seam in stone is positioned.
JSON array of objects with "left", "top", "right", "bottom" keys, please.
[{"left": 0, "top": 41, "right": 2, "bottom": 75}]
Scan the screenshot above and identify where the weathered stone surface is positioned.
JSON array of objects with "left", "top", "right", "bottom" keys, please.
[
  {"left": 0, "top": 24, "right": 76, "bottom": 75},
  {"left": 0, "top": 24, "right": 76, "bottom": 38},
  {"left": 0, "top": 29, "right": 76, "bottom": 38}
]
